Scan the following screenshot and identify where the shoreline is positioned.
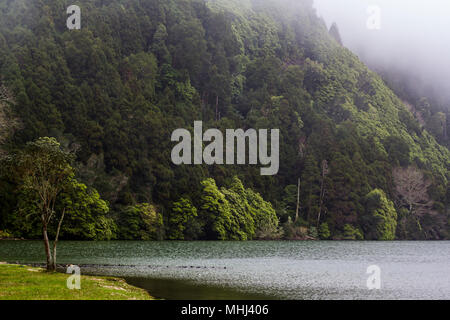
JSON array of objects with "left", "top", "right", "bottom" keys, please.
[{"left": 0, "top": 263, "right": 154, "bottom": 300}]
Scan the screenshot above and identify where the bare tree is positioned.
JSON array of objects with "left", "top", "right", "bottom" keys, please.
[{"left": 392, "top": 166, "right": 433, "bottom": 216}]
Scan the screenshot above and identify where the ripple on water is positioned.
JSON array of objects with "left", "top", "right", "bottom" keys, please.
[{"left": 0, "top": 240, "right": 449, "bottom": 299}]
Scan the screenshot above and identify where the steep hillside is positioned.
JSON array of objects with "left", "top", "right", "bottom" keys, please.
[{"left": 0, "top": 0, "right": 448, "bottom": 240}]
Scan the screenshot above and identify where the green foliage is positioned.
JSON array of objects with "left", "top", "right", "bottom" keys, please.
[
  {"left": 6, "top": 176, "right": 115, "bottom": 240},
  {"left": 396, "top": 207, "right": 425, "bottom": 240},
  {"left": 12, "top": 137, "right": 74, "bottom": 193},
  {"left": 198, "top": 178, "right": 235, "bottom": 240},
  {"left": 342, "top": 224, "right": 364, "bottom": 240},
  {"left": 0, "top": 137, "right": 114, "bottom": 240},
  {"left": 56, "top": 179, "right": 116, "bottom": 240},
  {"left": 7, "top": 188, "right": 42, "bottom": 239},
  {"left": 221, "top": 177, "right": 256, "bottom": 240},
  {"left": 118, "top": 203, "right": 164, "bottom": 240},
  {"left": 281, "top": 184, "right": 298, "bottom": 221},
  {"left": 384, "top": 135, "right": 411, "bottom": 167},
  {"left": 318, "top": 222, "right": 331, "bottom": 240},
  {"left": 0, "top": 229, "right": 13, "bottom": 239},
  {"left": 0, "top": 0, "right": 448, "bottom": 240},
  {"left": 168, "top": 198, "right": 199, "bottom": 240},
  {"left": 2, "top": 137, "right": 73, "bottom": 237},
  {"left": 246, "top": 187, "right": 282, "bottom": 239},
  {"left": 308, "top": 226, "right": 318, "bottom": 239},
  {"left": 362, "top": 189, "right": 398, "bottom": 240},
  {"left": 198, "top": 177, "right": 280, "bottom": 240}
]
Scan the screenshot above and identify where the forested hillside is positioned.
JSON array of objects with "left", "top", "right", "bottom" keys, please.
[
  {"left": 0, "top": 0, "right": 448, "bottom": 240},
  {"left": 377, "top": 66, "right": 450, "bottom": 150}
]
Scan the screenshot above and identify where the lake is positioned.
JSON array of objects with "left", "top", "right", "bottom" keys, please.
[{"left": 0, "top": 240, "right": 449, "bottom": 300}]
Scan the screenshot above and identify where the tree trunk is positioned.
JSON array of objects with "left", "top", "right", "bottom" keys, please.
[
  {"left": 42, "top": 225, "right": 53, "bottom": 271},
  {"left": 317, "top": 177, "right": 325, "bottom": 228},
  {"left": 317, "top": 160, "right": 328, "bottom": 228},
  {"left": 215, "top": 95, "right": 219, "bottom": 122},
  {"left": 201, "top": 91, "right": 206, "bottom": 120},
  {"left": 295, "top": 178, "right": 300, "bottom": 223},
  {"left": 52, "top": 209, "right": 65, "bottom": 271}
]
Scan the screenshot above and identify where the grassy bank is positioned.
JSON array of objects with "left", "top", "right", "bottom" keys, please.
[{"left": 0, "top": 263, "right": 153, "bottom": 300}]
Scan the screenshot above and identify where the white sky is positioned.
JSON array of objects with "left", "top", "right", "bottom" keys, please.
[{"left": 313, "top": 0, "right": 450, "bottom": 103}]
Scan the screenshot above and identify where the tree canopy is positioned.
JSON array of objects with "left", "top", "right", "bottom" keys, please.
[{"left": 0, "top": 0, "right": 448, "bottom": 240}]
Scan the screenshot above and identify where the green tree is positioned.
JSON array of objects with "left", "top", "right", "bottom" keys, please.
[
  {"left": 246, "top": 188, "right": 282, "bottom": 239},
  {"left": 9, "top": 137, "right": 74, "bottom": 271},
  {"left": 198, "top": 177, "right": 281, "bottom": 240},
  {"left": 198, "top": 178, "right": 236, "bottom": 240},
  {"left": 362, "top": 189, "right": 398, "bottom": 240},
  {"left": 384, "top": 136, "right": 410, "bottom": 167},
  {"left": 168, "top": 198, "right": 199, "bottom": 240},
  {"left": 319, "top": 222, "right": 331, "bottom": 239},
  {"left": 151, "top": 23, "right": 171, "bottom": 63},
  {"left": 281, "top": 184, "right": 298, "bottom": 222},
  {"left": 300, "top": 154, "right": 321, "bottom": 223},
  {"left": 56, "top": 179, "right": 116, "bottom": 241},
  {"left": 118, "top": 203, "right": 164, "bottom": 240},
  {"left": 342, "top": 224, "right": 364, "bottom": 240},
  {"left": 221, "top": 177, "right": 255, "bottom": 240}
]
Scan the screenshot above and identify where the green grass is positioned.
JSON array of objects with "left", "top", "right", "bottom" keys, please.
[{"left": 0, "top": 264, "right": 153, "bottom": 300}]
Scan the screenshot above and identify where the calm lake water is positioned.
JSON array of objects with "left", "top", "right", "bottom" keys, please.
[{"left": 0, "top": 240, "right": 449, "bottom": 300}]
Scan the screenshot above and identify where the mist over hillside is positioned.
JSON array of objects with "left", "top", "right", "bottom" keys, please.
[{"left": 313, "top": 0, "right": 450, "bottom": 108}]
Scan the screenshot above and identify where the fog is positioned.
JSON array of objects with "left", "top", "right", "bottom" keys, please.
[{"left": 313, "top": 0, "right": 450, "bottom": 108}]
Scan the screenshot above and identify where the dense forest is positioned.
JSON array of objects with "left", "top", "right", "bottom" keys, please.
[
  {"left": 376, "top": 66, "right": 450, "bottom": 150},
  {"left": 0, "top": 0, "right": 448, "bottom": 241}
]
